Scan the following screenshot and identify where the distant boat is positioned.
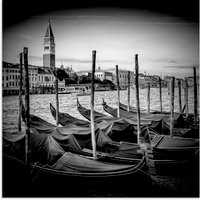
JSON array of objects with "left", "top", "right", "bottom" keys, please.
[
  {"left": 58, "top": 86, "right": 78, "bottom": 94},
  {"left": 76, "top": 88, "right": 91, "bottom": 96}
]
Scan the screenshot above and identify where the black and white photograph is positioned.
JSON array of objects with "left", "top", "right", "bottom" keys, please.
[{"left": 2, "top": 0, "right": 199, "bottom": 197}]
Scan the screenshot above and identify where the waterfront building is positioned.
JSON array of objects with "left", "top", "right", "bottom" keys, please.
[
  {"left": 37, "top": 67, "right": 55, "bottom": 88},
  {"left": 2, "top": 62, "right": 20, "bottom": 95},
  {"left": 107, "top": 68, "right": 135, "bottom": 90},
  {"left": 95, "top": 67, "right": 113, "bottom": 82},
  {"left": 43, "top": 19, "right": 55, "bottom": 70}
]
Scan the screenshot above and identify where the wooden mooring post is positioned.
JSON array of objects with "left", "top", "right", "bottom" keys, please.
[
  {"left": 147, "top": 82, "right": 150, "bottom": 114},
  {"left": 18, "top": 52, "right": 23, "bottom": 131},
  {"left": 167, "top": 80, "right": 170, "bottom": 95},
  {"left": 159, "top": 77, "right": 162, "bottom": 112},
  {"left": 178, "top": 80, "right": 182, "bottom": 113},
  {"left": 135, "top": 54, "right": 141, "bottom": 144},
  {"left": 193, "top": 67, "right": 198, "bottom": 125},
  {"left": 184, "top": 78, "right": 189, "bottom": 117},
  {"left": 127, "top": 71, "right": 130, "bottom": 112},
  {"left": 90, "top": 50, "right": 97, "bottom": 159},
  {"left": 170, "top": 76, "right": 175, "bottom": 137},
  {"left": 55, "top": 69, "right": 59, "bottom": 125},
  {"left": 116, "top": 65, "right": 120, "bottom": 118},
  {"left": 23, "top": 47, "right": 31, "bottom": 185}
]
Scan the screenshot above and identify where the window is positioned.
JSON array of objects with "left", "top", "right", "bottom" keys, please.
[
  {"left": 10, "top": 82, "right": 11, "bottom": 86},
  {"left": 2, "top": 76, "right": 4, "bottom": 81},
  {"left": 10, "top": 75, "right": 11, "bottom": 79},
  {"left": 39, "top": 76, "right": 40, "bottom": 81},
  {"left": 44, "top": 46, "right": 49, "bottom": 50},
  {"left": 6, "top": 83, "right": 8, "bottom": 87},
  {"left": 6, "top": 76, "right": 8, "bottom": 80}
]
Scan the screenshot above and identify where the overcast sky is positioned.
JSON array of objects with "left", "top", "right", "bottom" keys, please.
[{"left": 3, "top": 7, "right": 199, "bottom": 78}]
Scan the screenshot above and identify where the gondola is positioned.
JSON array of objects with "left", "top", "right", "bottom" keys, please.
[
  {"left": 50, "top": 103, "right": 90, "bottom": 127},
  {"left": 102, "top": 100, "right": 199, "bottom": 138},
  {"left": 77, "top": 98, "right": 115, "bottom": 122},
  {"left": 20, "top": 109, "right": 144, "bottom": 162},
  {"left": 145, "top": 134, "right": 199, "bottom": 196},
  {"left": 77, "top": 100, "right": 198, "bottom": 139},
  {"left": 119, "top": 102, "right": 170, "bottom": 114},
  {"left": 50, "top": 103, "right": 138, "bottom": 143},
  {"left": 3, "top": 128, "right": 148, "bottom": 197}
]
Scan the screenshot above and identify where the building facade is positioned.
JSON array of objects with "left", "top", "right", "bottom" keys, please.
[{"left": 107, "top": 68, "right": 135, "bottom": 90}]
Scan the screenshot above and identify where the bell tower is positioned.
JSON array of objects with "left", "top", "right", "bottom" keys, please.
[{"left": 43, "top": 19, "right": 55, "bottom": 69}]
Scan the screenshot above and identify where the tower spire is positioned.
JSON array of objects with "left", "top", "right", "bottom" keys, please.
[
  {"left": 45, "top": 19, "right": 54, "bottom": 38},
  {"left": 43, "top": 19, "right": 55, "bottom": 69}
]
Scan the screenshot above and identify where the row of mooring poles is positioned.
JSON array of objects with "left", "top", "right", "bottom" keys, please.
[{"left": 18, "top": 47, "right": 198, "bottom": 164}]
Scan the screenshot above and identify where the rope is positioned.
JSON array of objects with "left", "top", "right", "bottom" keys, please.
[
  {"left": 30, "top": 164, "right": 46, "bottom": 184},
  {"left": 135, "top": 163, "right": 152, "bottom": 177}
]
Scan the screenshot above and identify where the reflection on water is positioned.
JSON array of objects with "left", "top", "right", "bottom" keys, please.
[{"left": 3, "top": 87, "right": 197, "bottom": 133}]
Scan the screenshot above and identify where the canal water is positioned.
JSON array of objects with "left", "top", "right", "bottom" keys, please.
[{"left": 3, "top": 87, "right": 197, "bottom": 133}]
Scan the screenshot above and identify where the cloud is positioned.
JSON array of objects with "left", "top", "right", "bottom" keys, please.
[
  {"left": 29, "top": 55, "right": 42, "bottom": 61},
  {"left": 56, "top": 57, "right": 116, "bottom": 64},
  {"left": 161, "top": 65, "right": 199, "bottom": 70},
  {"left": 149, "top": 58, "right": 179, "bottom": 64}
]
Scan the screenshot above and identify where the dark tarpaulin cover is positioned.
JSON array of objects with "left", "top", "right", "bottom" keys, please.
[
  {"left": 151, "top": 134, "right": 199, "bottom": 149},
  {"left": 28, "top": 114, "right": 113, "bottom": 151},
  {"left": 26, "top": 114, "right": 144, "bottom": 161},
  {"left": 103, "top": 101, "right": 181, "bottom": 123},
  {"left": 96, "top": 119, "right": 137, "bottom": 143},
  {"left": 3, "top": 130, "right": 65, "bottom": 165},
  {"left": 103, "top": 101, "right": 186, "bottom": 128},
  {"left": 3, "top": 115, "right": 144, "bottom": 168},
  {"left": 3, "top": 131, "right": 145, "bottom": 176},
  {"left": 149, "top": 134, "right": 199, "bottom": 161},
  {"left": 50, "top": 103, "right": 138, "bottom": 143},
  {"left": 51, "top": 152, "right": 140, "bottom": 174}
]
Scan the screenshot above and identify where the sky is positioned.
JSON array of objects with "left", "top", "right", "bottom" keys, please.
[{"left": 3, "top": 4, "right": 199, "bottom": 78}]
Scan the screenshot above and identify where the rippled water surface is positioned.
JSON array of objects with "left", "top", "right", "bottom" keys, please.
[{"left": 3, "top": 87, "right": 198, "bottom": 133}]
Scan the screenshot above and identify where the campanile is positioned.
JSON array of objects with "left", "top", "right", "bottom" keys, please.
[{"left": 43, "top": 19, "right": 55, "bottom": 69}]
